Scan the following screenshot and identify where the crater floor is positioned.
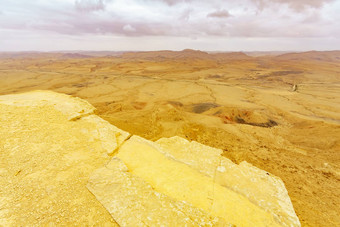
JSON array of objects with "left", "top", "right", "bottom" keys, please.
[{"left": 0, "top": 52, "right": 339, "bottom": 226}]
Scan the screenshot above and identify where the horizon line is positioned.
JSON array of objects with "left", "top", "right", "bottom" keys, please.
[{"left": 1, "top": 49, "right": 340, "bottom": 53}]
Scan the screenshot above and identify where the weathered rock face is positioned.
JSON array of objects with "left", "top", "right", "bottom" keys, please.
[
  {"left": 0, "top": 91, "right": 129, "bottom": 226},
  {"left": 0, "top": 91, "right": 300, "bottom": 226}
]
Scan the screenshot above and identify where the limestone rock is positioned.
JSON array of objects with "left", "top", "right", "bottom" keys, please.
[
  {"left": 156, "top": 136, "right": 301, "bottom": 226},
  {"left": 0, "top": 90, "right": 300, "bottom": 226},
  {"left": 0, "top": 90, "right": 96, "bottom": 120},
  {"left": 109, "top": 135, "right": 294, "bottom": 226},
  {"left": 78, "top": 115, "right": 129, "bottom": 154},
  {"left": 87, "top": 157, "right": 228, "bottom": 226},
  {"left": 0, "top": 91, "right": 129, "bottom": 226}
]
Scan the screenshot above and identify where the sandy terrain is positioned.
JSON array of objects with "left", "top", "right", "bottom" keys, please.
[{"left": 0, "top": 50, "right": 339, "bottom": 226}]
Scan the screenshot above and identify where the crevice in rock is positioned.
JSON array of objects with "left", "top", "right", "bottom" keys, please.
[
  {"left": 110, "top": 134, "right": 132, "bottom": 156},
  {"left": 69, "top": 111, "right": 95, "bottom": 121}
]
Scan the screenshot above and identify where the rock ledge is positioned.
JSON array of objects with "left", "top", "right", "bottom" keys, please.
[{"left": 0, "top": 91, "right": 300, "bottom": 226}]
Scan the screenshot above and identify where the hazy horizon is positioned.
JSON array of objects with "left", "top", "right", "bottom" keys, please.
[{"left": 1, "top": 49, "right": 339, "bottom": 54}]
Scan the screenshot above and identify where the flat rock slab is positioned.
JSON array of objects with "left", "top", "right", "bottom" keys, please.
[
  {"left": 156, "top": 136, "right": 300, "bottom": 226},
  {"left": 87, "top": 157, "right": 228, "bottom": 226}
]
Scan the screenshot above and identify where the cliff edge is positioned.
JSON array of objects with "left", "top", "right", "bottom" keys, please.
[{"left": 0, "top": 91, "right": 300, "bottom": 226}]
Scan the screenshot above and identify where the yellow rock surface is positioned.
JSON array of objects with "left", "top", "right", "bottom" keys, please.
[
  {"left": 0, "top": 91, "right": 129, "bottom": 226},
  {"left": 115, "top": 136, "right": 297, "bottom": 226},
  {"left": 156, "top": 136, "right": 300, "bottom": 226},
  {"left": 0, "top": 90, "right": 300, "bottom": 226},
  {"left": 0, "top": 90, "right": 96, "bottom": 120},
  {"left": 87, "top": 157, "right": 228, "bottom": 226}
]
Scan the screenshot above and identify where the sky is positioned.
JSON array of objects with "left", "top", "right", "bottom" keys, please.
[{"left": 0, "top": 0, "right": 339, "bottom": 51}]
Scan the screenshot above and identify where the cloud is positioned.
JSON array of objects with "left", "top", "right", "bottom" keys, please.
[
  {"left": 157, "top": 0, "right": 192, "bottom": 6},
  {"left": 74, "top": 0, "right": 107, "bottom": 12},
  {"left": 207, "top": 10, "right": 231, "bottom": 18},
  {"left": 123, "top": 24, "right": 136, "bottom": 32},
  {"left": 252, "top": 0, "right": 335, "bottom": 11},
  {"left": 178, "top": 8, "right": 192, "bottom": 21},
  {"left": 0, "top": 0, "right": 339, "bottom": 52}
]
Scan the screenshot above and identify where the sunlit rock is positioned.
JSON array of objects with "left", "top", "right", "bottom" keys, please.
[
  {"left": 87, "top": 157, "right": 228, "bottom": 226},
  {"left": 156, "top": 136, "right": 300, "bottom": 226},
  {"left": 0, "top": 91, "right": 300, "bottom": 226},
  {"left": 0, "top": 91, "right": 129, "bottom": 226}
]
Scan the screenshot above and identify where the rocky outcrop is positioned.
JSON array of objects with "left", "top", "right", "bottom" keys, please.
[{"left": 0, "top": 91, "right": 300, "bottom": 226}]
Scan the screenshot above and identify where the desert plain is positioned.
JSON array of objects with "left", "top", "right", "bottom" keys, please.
[{"left": 0, "top": 50, "right": 339, "bottom": 226}]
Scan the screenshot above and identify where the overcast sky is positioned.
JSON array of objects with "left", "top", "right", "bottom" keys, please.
[{"left": 0, "top": 0, "right": 339, "bottom": 51}]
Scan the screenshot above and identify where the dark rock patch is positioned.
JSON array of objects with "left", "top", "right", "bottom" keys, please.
[
  {"left": 235, "top": 117, "right": 278, "bottom": 128},
  {"left": 192, "top": 102, "right": 220, "bottom": 114}
]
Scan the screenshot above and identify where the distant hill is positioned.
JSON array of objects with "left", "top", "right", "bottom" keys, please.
[
  {"left": 0, "top": 52, "right": 59, "bottom": 59},
  {"left": 0, "top": 51, "right": 118, "bottom": 59},
  {"left": 212, "top": 52, "right": 252, "bottom": 60},
  {"left": 275, "top": 51, "right": 340, "bottom": 62},
  {"left": 1, "top": 50, "right": 339, "bottom": 61},
  {"left": 121, "top": 49, "right": 210, "bottom": 60},
  {"left": 59, "top": 53, "right": 92, "bottom": 59},
  {"left": 121, "top": 49, "right": 252, "bottom": 61},
  {"left": 244, "top": 51, "right": 291, "bottom": 57}
]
